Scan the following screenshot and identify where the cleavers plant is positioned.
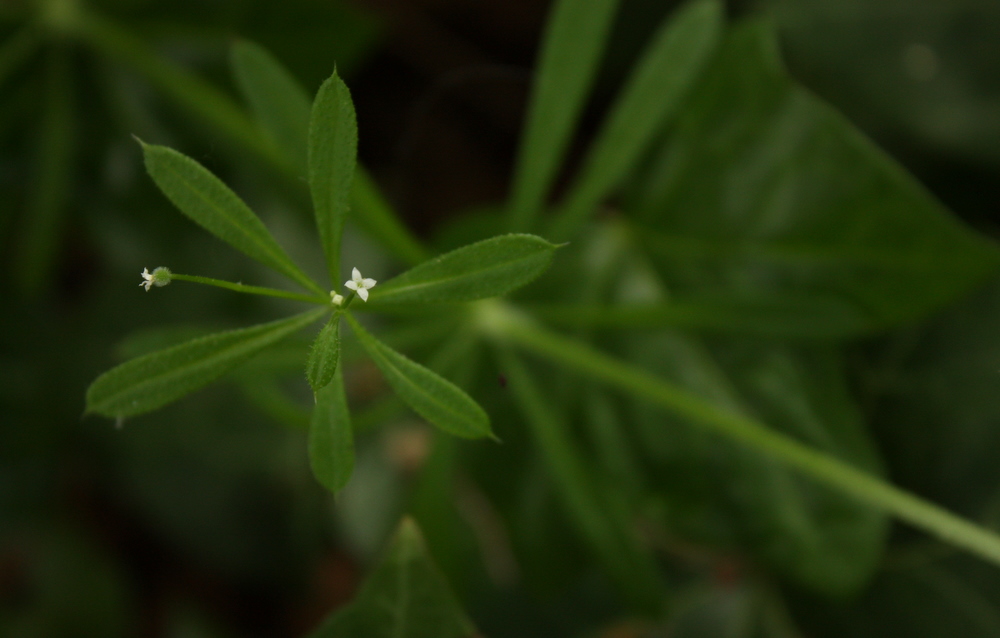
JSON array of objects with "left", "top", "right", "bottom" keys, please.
[{"left": 79, "top": 0, "right": 1000, "bottom": 634}]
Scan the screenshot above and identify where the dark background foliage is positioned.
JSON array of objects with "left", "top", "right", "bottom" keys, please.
[{"left": 3, "top": 0, "right": 1000, "bottom": 636}]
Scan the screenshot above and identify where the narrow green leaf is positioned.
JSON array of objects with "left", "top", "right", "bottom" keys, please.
[
  {"left": 230, "top": 39, "right": 311, "bottom": 172},
  {"left": 550, "top": 0, "right": 723, "bottom": 240},
  {"left": 306, "top": 314, "right": 341, "bottom": 395},
  {"left": 498, "top": 348, "right": 666, "bottom": 614},
  {"left": 15, "top": 47, "right": 74, "bottom": 295},
  {"left": 308, "top": 518, "right": 477, "bottom": 638},
  {"left": 371, "top": 234, "right": 560, "bottom": 305},
  {"left": 507, "top": 0, "right": 622, "bottom": 231},
  {"left": 345, "top": 314, "right": 492, "bottom": 439},
  {"left": 309, "top": 366, "right": 354, "bottom": 493},
  {"left": 86, "top": 308, "right": 327, "bottom": 418},
  {"left": 308, "top": 70, "right": 358, "bottom": 285},
  {"left": 139, "top": 141, "right": 322, "bottom": 294}
]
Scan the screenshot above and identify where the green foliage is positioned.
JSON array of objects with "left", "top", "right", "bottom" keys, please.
[
  {"left": 551, "top": 0, "right": 723, "bottom": 240},
  {"left": 308, "top": 519, "right": 477, "bottom": 638},
  {"left": 309, "top": 366, "right": 354, "bottom": 494},
  {"left": 631, "top": 19, "right": 1000, "bottom": 330},
  {"left": 346, "top": 314, "right": 493, "bottom": 440},
  {"left": 86, "top": 308, "right": 328, "bottom": 418},
  {"left": 508, "top": 0, "right": 622, "bottom": 231},
  {"left": 36, "top": 0, "right": 1000, "bottom": 634},
  {"left": 308, "top": 70, "right": 358, "bottom": 285},
  {"left": 371, "top": 234, "right": 560, "bottom": 305},
  {"left": 306, "top": 314, "right": 341, "bottom": 395},
  {"left": 230, "top": 39, "right": 312, "bottom": 171},
  {"left": 138, "top": 140, "right": 322, "bottom": 294}
]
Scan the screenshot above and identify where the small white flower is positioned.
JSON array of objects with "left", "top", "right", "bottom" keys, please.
[
  {"left": 139, "top": 266, "right": 172, "bottom": 292},
  {"left": 344, "top": 267, "right": 377, "bottom": 302},
  {"left": 330, "top": 292, "right": 344, "bottom": 306}
]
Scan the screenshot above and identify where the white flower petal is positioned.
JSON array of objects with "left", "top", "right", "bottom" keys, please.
[
  {"left": 358, "top": 287, "right": 369, "bottom": 302},
  {"left": 351, "top": 267, "right": 362, "bottom": 283},
  {"left": 345, "top": 279, "right": 359, "bottom": 291},
  {"left": 362, "top": 278, "right": 377, "bottom": 288}
]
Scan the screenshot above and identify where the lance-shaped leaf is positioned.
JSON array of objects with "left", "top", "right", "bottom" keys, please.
[
  {"left": 308, "top": 70, "right": 358, "bottom": 285},
  {"left": 306, "top": 313, "right": 341, "bottom": 395},
  {"left": 139, "top": 141, "right": 321, "bottom": 294},
  {"left": 309, "top": 366, "right": 354, "bottom": 494},
  {"left": 346, "top": 314, "right": 492, "bottom": 439},
  {"left": 307, "top": 518, "right": 477, "bottom": 638},
  {"left": 371, "top": 234, "right": 560, "bottom": 305},
  {"left": 230, "top": 39, "right": 311, "bottom": 172},
  {"left": 508, "top": 0, "right": 623, "bottom": 231},
  {"left": 550, "top": 0, "right": 723, "bottom": 240},
  {"left": 86, "top": 308, "right": 327, "bottom": 418}
]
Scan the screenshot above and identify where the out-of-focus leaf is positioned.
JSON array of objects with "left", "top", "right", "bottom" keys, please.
[
  {"left": 306, "top": 314, "right": 340, "bottom": 395},
  {"left": 86, "top": 308, "right": 327, "bottom": 418},
  {"left": 624, "top": 332, "right": 887, "bottom": 596},
  {"left": 308, "top": 69, "right": 357, "bottom": 285},
  {"left": 309, "top": 366, "right": 354, "bottom": 494},
  {"left": 139, "top": 141, "right": 322, "bottom": 293},
  {"left": 230, "top": 39, "right": 311, "bottom": 172},
  {"left": 15, "top": 47, "right": 74, "bottom": 295},
  {"left": 632, "top": 19, "right": 1000, "bottom": 330},
  {"left": 308, "top": 518, "right": 477, "bottom": 638},
  {"left": 868, "top": 273, "right": 1000, "bottom": 518},
  {"left": 500, "top": 348, "right": 666, "bottom": 614},
  {"left": 371, "top": 234, "right": 560, "bottom": 305},
  {"left": 508, "top": 0, "right": 623, "bottom": 231},
  {"left": 346, "top": 314, "right": 492, "bottom": 440},
  {"left": 551, "top": 0, "right": 723, "bottom": 240},
  {"left": 0, "top": 25, "right": 40, "bottom": 90}
]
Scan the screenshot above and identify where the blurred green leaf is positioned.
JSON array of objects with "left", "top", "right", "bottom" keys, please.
[
  {"left": 139, "top": 141, "right": 322, "bottom": 294},
  {"left": 308, "top": 518, "right": 477, "bottom": 638},
  {"left": 230, "top": 39, "right": 311, "bottom": 172},
  {"left": 508, "top": 0, "right": 622, "bottom": 231},
  {"left": 632, "top": 19, "right": 1000, "bottom": 330},
  {"left": 869, "top": 273, "right": 1000, "bottom": 518},
  {"left": 551, "top": 0, "right": 723, "bottom": 240},
  {"left": 346, "top": 314, "right": 492, "bottom": 440},
  {"left": 86, "top": 308, "right": 327, "bottom": 418},
  {"left": 309, "top": 366, "right": 354, "bottom": 494},
  {"left": 79, "top": 13, "right": 292, "bottom": 174},
  {"left": 306, "top": 314, "right": 341, "bottom": 395},
  {"left": 625, "top": 333, "right": 887, "bottom": 595},
  {"left": 499, "top": 348, "right": 666, "bottom": 614},
  {"left": 0, "top": 25, "right": 40, "bottom": 91},
  {"left": 308, "top": 69, "right": 358, "bottom": 286},
  {"left": 371, "top": 234, "right": 560, "bottom": 305},
  {"left": 15, "top": 47, "right": 74, "bottom": 295}
]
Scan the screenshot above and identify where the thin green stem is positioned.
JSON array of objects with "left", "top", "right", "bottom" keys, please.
[
  {"left": 170, "top": 273, "right": 330, "bottom": 305},
  {"left": 474, "top": 300, "right": 1000, "bottom": 569}
]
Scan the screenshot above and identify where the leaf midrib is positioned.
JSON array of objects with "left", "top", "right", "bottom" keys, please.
[{"left": 376, "top": 250, "right": 546, "bottom": 301}]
